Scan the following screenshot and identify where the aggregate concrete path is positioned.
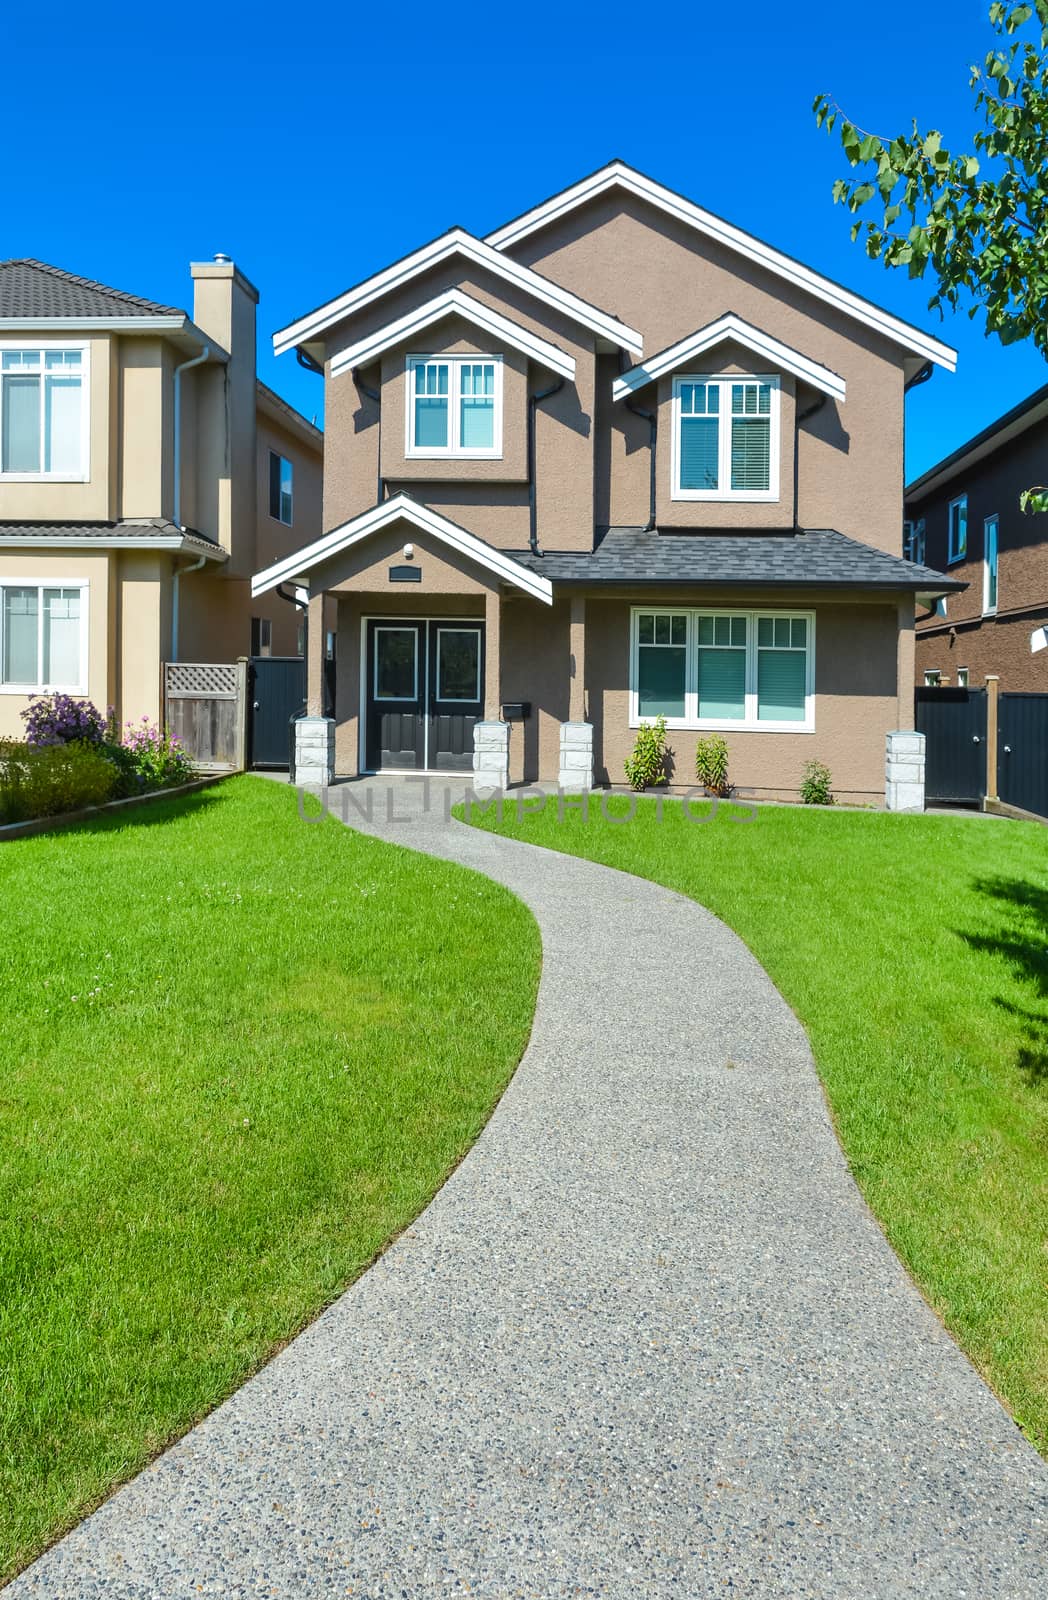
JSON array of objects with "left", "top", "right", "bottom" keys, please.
[{"left": 11, "top": 777, "right": 1048, "bottom": 1598}]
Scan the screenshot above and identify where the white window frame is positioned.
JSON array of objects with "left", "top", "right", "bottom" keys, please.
[
  {"left": 671, "top": 374, "right": 781, "bottom": 503},
  {"left": 434, "top": 625, "right": 482, "bottom": 702},
  {"left": 373, "top": 624, "right": 419, "bottom": 701},
  {"left": 268, "top": 450, "right": 293, "bottom": 526},
  {"left": 957, "top": 667, "right": 970, "bottom": 688},
  {"left": 0, "top": 579, "right": 89, "bottom": 694},
  {"left": 405, "top": 353, "right": 503, "bottom": 459},
  {"left": 983, "top": 513, "right": 999, "bottom": 615},
  {"left": 924, "top": 670, "right": 942, "bottom": 687},
  {"left": 947, "top": 494, "right": 968, "bottom": 564},
  {"left": 0, "top": 341, "right": 90, "bottom": 483},
  {"left": 629, "top": 605, "right": 815, "bottom": 733}
]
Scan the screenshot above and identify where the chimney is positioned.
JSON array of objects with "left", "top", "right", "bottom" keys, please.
[{"left": 190, "top": 254, "right": 259, "bottom": 573}]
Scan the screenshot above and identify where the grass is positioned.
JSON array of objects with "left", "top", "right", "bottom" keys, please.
[
  {"left": 0, "top": 776, "right": 540, "bottom": 1580},
  {"left": 461, "top": 792, "right": 1048, "bottom": 1455}
]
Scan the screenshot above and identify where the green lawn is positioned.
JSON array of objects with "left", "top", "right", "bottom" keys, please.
[
  {"left": 0, "top": 777, "right": 539, "bottom": 1579},
  {"left": 462, "top": 793, "right": 1048, "bottom": 1454}
]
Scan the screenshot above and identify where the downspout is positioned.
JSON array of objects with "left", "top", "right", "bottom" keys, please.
[
  {"left": 528, "top": 375, "right": 564, "bottom": 555},
  {"left": 170, "top": 339, "right": 211, "bottom": 662},
  {"left": 353, "top": 369, "right": 385, "bottom": 504},
  {"left": 794, "top": 391, "right": 828, "bottom": 529},
  {"left": 618, "top": 349, "right": 657, "bottom": 532}
]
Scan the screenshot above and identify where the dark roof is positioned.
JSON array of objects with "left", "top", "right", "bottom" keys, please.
[
  {"left": 906, "top": 379, "right": 1048, "bottom": 502},
  {"left": 0, "top": 259, "right": 184, "bottom": 321},
  {"left": 509, "top": 527, "right": 964, "bottom": 592},
  {"left": 0, "top": 519, "right": 221, "bottom": 555}
]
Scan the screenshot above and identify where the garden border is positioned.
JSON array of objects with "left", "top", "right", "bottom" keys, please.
[{"left": 0, "top": 775, "right": 229, "bottom": 842}]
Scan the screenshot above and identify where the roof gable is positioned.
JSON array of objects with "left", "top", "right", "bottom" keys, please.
[
  {"left": 0, "top": 258, "right": 185, "bottom": 326},
  {"left": 328, "top": 288, "right": 576, "bottom": 381},
  {"left": 612, "top": 313, "right": 846, "bottom": 403},
  {"left": 486, "top": 162, "right": 956, "bottom": 375}
]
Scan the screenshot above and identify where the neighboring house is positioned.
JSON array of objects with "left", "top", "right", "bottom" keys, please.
[
  {"left": 253, "top": 161, "right": 961, "bottom": 804},
  {"left": 0, "top": 256, "right": 323, "bottom": 740},
  {"left": 905, "top": 382, "right": 1048, "bottom": 690}
]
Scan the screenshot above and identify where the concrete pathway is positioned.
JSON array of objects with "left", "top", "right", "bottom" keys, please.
[{"left": 12, "top": 777, "right": 1048, "bottom": 1597}]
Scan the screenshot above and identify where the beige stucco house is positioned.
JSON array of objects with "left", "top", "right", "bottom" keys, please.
[
  {"left": 254, "top": 161, "right": 962, "bottom": 806},
  {"left": 0, "top": 256, "right": 323, "bottom": 740}
]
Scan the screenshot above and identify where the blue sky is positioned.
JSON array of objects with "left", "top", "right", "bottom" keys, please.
[{"left": 7, "top": 0, "right": 1044, "bottom": 479}]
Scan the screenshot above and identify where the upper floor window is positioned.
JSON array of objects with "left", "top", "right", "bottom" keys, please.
[
  {"left": 673, "top": 375, "right": 780, "bottom": 502},
  {"left": 0, "top": 345, "right": 87, "bottom": 480},
  {"left": 406, "top": 355, "right": 502, "bottom": 458},
  {"left": 268, "top": 451, "right": 293, "bottom": 525},
  {"left": 903, "top": 517, "right": 926, "bottom": 565},
  {"left": 0, "top": 581, "right": 86, "bottom": 692},
  {"left": 948, "top": 494, "right": 968, "bottom": 563},
  {"left": 983, "top": 514, "right": 999, "bottom": 614}
]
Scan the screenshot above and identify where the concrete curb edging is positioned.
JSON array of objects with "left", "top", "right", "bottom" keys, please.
[{"left": 0, "top": 774, "right": 229, "bottom": 842}]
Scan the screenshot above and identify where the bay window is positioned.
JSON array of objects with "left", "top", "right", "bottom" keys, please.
[
  {"left": 0, "top": 582, "right": 87, "bottom": 691},
  {"left": 1, "top": 346, "right": 87, "bottom": 478},
  {"left": 407, "top": 354, "right": 502, "bottom": 457},
  {"left": 673, "top": 375, "right": 779, "bottom": 500},
  {"left": 631, "top": 606, "right": 814, "bottom": 731}
]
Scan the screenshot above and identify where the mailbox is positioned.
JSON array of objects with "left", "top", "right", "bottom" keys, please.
[{"left": 501, "top": 701, "right": 530, "bottom": 722}]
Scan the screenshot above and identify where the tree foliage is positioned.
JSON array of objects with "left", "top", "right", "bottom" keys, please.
[{"left": 814, "top": 2, "right": 1048, "bottom": 511}]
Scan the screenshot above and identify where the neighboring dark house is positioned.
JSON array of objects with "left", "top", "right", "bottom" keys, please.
[{"left": 905, "top": 382, "right": 1048, "bottom": 690}]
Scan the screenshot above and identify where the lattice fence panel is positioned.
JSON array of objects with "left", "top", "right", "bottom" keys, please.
[
  {"left": 164, "top": 662, "right": 240, "bottom": 700},
  {"left": 163, "top": 661, "right": 245, "bottom": 771}
]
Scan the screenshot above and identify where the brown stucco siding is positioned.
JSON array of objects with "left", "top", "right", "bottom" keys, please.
[{"left": 915, "top": 609, "right": 1048, "bottom": 690}]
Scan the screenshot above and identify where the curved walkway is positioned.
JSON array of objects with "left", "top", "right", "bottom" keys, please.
[{"left": 12, "top": 780, "right": 1048, "bottom": 1598}]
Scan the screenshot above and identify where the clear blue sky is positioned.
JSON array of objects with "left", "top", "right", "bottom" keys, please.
[{"left": 8, "top": 0, "right": 1044, "bottom": 481}]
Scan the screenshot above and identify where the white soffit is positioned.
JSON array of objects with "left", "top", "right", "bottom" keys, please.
[{"left": 329, "top": 289, "right": 576, "bottom": 381}]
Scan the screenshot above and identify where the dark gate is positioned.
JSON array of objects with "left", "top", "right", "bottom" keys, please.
[
  {"left": 998, "top": 693, "right": 1048, "bottom": 819},
  {"left": 249, "top": 657, "right": 305, "bottom": 768},
  {"left": 915, "top": 686, "right": 987, "bottom": 804}
]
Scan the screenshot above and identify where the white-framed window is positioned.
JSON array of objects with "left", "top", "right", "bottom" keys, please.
[
  {"left": 268, "top": 451, "right": 293, "bottom": 525},
  {"left": 983, "top": 513, "right": 999, "bottom": 614},
  {"left": 406, "top": 355, "right": 503, "bottom": 458},
  {"left": 948, "top": 494, "right": 968, "bottom": 563},
  {"left": 924, "top": 670, "right": 942, "bottom": 687},
  {"left": 0, "top": 343, "right": 89, "bottom": 481},
  {"left": 903, "top": 517, "right": 926, "bottom": 565},
  {"left": 630, "top": 606, "right": 814, "bottom": 732},
  {"left": 957, "top": 667, "right": 970, "bottom": 687},
  {"left": 0, "top": 580, "right": 88, "bottom": 692},
  {"left": 672, "top": 375, "right": 780, "bottom": 501}
]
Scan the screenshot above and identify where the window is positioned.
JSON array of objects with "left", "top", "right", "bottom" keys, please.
[
  {"left": 948, "top": 495, "right": 968, "bottom": 563},
  {"left": 673, "top": 376, "right": 779, "bottom": 501},
  {"left": 983, "top": 514, "right": 999, "bottom": 614},
  {"left": 903, "top": 517, "right": 926, "bottom": 565},
  {"left": 268, "top": 451, "right": 293, "bottom": 525},
  {"left": 407, "top": 355, "right": 502, "bottom": 457},
  {"left": 250, "top": 616, "right": 273, "bottom": 657},
  {"left": 957, "top": 667, "right": 970, "bottom": 688},
  {"left": 631, "top": 607, "right": 813, "bottom": 731},
  {"left": 0, "top": 345, "right": 87, "bottom": 479},
  {"left": 924, "top": 670, "right": 942, "bottom": 687},
  {"left": 0, "top": 582, "right": 86, "bottom": 691}
]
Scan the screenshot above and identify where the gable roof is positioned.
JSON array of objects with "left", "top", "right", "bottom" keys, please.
[
  {"left": 612, "top": 313, "right": 846, "bottom": 404},
  {"left": 0, "top": 258, "right": 187, "bottom": 329},
  {"left": 906, "top": 379, "right": 1048, "bottom": 503},
  {"left": 328, "top": 288, "right": 576, "bottom": 381},
  {"left": 272, "top": 229, "right": 643, "bottom": 361},
  {"left": 251, "top": 493, "right": 553, "bottom": 605},
  {"left": 486, "top": 161, "right": 957, "bottom": 376}
]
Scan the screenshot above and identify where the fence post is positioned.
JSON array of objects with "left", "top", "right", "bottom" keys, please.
[
  {"left": 985, "top": 674, "right": 1000, "bottom": 806},
  {"left": 235, "top": 657, "right": 248, "bottom": 772}
]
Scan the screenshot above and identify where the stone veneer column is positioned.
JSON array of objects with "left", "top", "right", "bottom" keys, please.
[
  {"left": 885, "top": 730, "right": 925, "bottom": 811},
  {"left": 559, "top": 722, "right": 594, "bottom": 791},
  {"left": 295, "top": 717, "right": 335, "bottom": 786},
  {"left": 472, "top": 722, "right": 509, "bottom": 791}
]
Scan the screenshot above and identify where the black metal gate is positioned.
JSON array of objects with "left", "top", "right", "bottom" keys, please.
[
  {"left": 248, "top": 657, "right": 305, "bottom": 768},
  {"left": 914, "top": 687, "right": 987, "bottom": 804},
  {"left": 998, "top": 693, "right": 1048, "bottom": 818}
]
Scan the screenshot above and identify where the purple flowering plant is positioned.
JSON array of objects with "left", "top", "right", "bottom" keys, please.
[
  {"left": 13, "top": 696, "right": 195, "bottom": 805},
  {"left": 21, "top": 694, "right": 110, "bottom": 749}
]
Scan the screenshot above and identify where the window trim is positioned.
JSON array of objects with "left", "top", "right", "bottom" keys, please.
[
  {"left": 0, "top": 578, "right": 89, "bottom": 694},
  {"left": 268, "top": 450, "right": 294, "bottom": 527},
  {"left": 405, "top": 353, "right": 504, "bottom": 460},
  {"left": 924, "top": 670, "right": 942, "bottom": 687},
  {"left": 947, "top": 493, "right": 968, "bottom": 565},
  {"left": 983, "top": 513, "right": 999, "bottom": 615},
  {"left": 0, "top": 340, "right": 90, "bottom": 483},
  {"left": 629, "top": 605, "right": 815, "bottom": 733},
  {"left": 671, "top": 373, "right": 781, "bottom": 503}
]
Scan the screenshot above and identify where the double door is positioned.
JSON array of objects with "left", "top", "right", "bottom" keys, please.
[{"left": 365, "top": 618, "right": 484, "bottom": 772}]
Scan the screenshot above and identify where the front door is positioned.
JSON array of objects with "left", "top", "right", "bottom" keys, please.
[{"left": 365, "top": 618, "right": 484, "bottom": 772}]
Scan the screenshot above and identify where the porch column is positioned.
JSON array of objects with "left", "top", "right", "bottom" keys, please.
[
  {"left": 296, "top": 589, "right": 334, "bottom": 786},
  {"left": 885, "top": 595, "right": 923, "bottom": 811},
  {"left": 306, "top": 592, "right": 326, "bottom": 716},
  {"left": 473, "top": 587, "right": 508, "bottom": 791},
  {"left": 483, "top": 587, "right": 501, "bottom": 720},
  {"left": 895, "top": 596, "right": 915, "bottom": 729},
  {"left": 560, "top": 592, "right": 594, "bottom": 790}
]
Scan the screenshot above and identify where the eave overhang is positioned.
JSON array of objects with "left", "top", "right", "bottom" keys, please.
[
  {"left": 329, "top": 288, "right": 576, "bottom": 382},
  {"left": 612, "top": 313, "right": 846, "bottom": 404}
]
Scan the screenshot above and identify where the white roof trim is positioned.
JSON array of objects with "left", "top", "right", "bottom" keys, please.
[
  {"left": 273, "top": 229, "right": 642, "bottom": 360},
  {"left": 0, "top": 316, "right": 188, "bottom": 333},
  {"left": 251, "top": 492, "right": 553, "bottom": 605},
  {"left": 612, "top": 313, "right": 847, "bottom": 403},
  {"left": 487, "top": 162, "right": 956, "bottom": 373},
  {"left": 0, "top": 534, "right": 226, "bottom": 557},
  {"left": 329, "top": 288, "right": 576, "bottom": 381}
]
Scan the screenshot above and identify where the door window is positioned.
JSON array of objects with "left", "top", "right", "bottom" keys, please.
[
  {"left": 436, "top": 628, "right": 481, "bottom": 701},
  {"left": 374, "top": 627, "right": 418, "bottom": 699}
]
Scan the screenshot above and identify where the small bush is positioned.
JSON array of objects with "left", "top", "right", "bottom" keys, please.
[
  {"left": 22, "top": 694, "right": 109, "bottom": 749},
  {"left": 695, "top": 733, "right": 731, "bottom": 797},
  {"left": 800, "top": 759, "right": 834, "bottom": 806},
  {"left": 120, "top": 719, "right": 195, "bottom": 790},
  {"left": 0, "top": 740, "right": 117, "bottom": 824},
  {"left": 624, "top": 717, "right": 668, "bottom": 791}
]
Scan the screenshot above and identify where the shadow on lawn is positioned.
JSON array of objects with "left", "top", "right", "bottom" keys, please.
[
  {"left": 962, "top": 876, "right": 1048, "bottom": 1085},
  {"left": 15, "top": 786, "right": 225, "bottom": 841}
]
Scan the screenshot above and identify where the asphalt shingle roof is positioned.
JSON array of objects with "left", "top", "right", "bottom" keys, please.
[
  {"left": 0, "top": 259, "right": 183, "bottom": 320},
  {"left": 0, "top": 519, "right": 220, "bottom": 554},
  {"left": 509, "top": 526, "right": 963, "bottom": 591}
]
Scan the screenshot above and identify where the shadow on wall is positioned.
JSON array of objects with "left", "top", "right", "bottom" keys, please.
[{"left": 960, "top": 875, "right": 1048, "bottom": 1084}]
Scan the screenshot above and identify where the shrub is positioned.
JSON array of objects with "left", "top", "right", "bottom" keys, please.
[
  {"left": 800, "top": 759, "right": 834, "bottom": 806},
  {"left": 624, "top": 717, "right": 668, "bottom": 791},
  {"left": 22, "top": 694, "right": 109, "bottom": 749},
  {"left": 120, "top": 718, "right": 195, "bottom": 790},
  {"left": 0, "top": 740, "right": 117, "bottom": 824},
  {"left": 695, "top": 733, "right": 731, "bottom": 797}
]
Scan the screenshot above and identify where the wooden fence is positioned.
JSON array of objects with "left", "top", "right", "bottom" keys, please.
[{"left": 163, "top": 661, "right": 246, "bottom": 772}]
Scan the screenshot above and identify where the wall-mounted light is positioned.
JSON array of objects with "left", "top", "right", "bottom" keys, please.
[{"left": 403, "top": 543, "right": 414, "bottom": 560}]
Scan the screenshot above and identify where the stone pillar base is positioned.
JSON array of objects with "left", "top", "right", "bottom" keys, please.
[
  {"left": 472, "top": 721, "right": 509, "bottom": 791},
  {"left": 559, "top": 721, "right": 594, "bottom": 791},
  {"left": 886, "top": 729, "right": 925, "bottom": 811},
  {"left": 295, "top": 716, "right": 335, "bottom": 786}
]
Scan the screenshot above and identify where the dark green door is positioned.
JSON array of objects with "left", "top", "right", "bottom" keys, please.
[
  {"left": 364, "top": 619, "right": 484, "bottom": 771},
  {"left": 428, "top": 623, "right": 483, "bottom": 772}
]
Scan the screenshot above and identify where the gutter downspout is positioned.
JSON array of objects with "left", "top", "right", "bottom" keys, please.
[
  {"left": 353, "top": 369, "right": 385, "bottom": 504},
  {"left": 170, "top": 340, "right": 211, "bottom": 663},
  {"left": 171, "top": 552, "right": 207, "bottom": 663},
  {"left": 618, "top": 350, "right": 656, "bottom": 532},
  {"left": 528, "top": 375, "right": 564, "bottom": 555}
]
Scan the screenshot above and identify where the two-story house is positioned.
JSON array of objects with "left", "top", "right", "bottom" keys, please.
[
  {"left": 0, "top": 256, "right": 323, "bottom": 740},
  {"left": 905, "top": 381, "right": 1048, "bottom": 690},
  {"left": 252, "top": 161, "right": 961, "bottom": 805}
]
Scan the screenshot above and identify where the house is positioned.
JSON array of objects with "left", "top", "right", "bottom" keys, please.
[
  {"left": 0, "top": 256, "right": 323, "bottom": 740},
  {"left": 905, "top": 382, "right": 1048, "bottom": 690},
  {"left": 252, "top": 161, "right": 962, "bottom": 806}
]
